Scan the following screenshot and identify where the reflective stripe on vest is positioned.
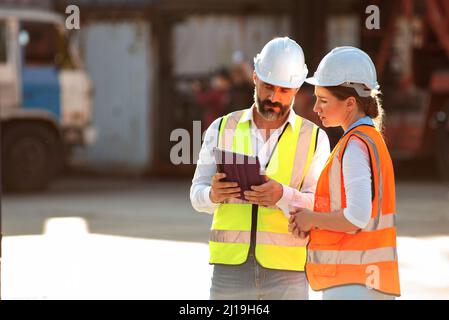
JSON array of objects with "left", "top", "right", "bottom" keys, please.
[
  {"left": 210, "top": 108, "right": 318, "bottom": 271},
  {"left": 307, "top": 125, "right": 400, "bottom": 296},
  {"left": 210, "top": 230, "right": 309, "bottom": 247},
  {"left": 308, "top": 246, "right": 397, "bottom": 265}
]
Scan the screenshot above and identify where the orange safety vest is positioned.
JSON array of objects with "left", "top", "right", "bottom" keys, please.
[{"left": 306, "top": 124, "right": 401, "bottom": 296}]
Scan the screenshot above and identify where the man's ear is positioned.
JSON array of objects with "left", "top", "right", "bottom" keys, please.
[{"left": 253, "top": 71, "right": 257, "bottom": 85}]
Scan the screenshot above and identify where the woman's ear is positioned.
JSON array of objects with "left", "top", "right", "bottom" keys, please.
[{"left": 346, "top": 96, "right": 357, "bottom": 112}]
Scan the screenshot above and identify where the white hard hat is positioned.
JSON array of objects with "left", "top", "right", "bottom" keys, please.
[
  {"left": 254, "top": 37, "right": 308, "bottom": 89},
  {"left": 305, "top": 46, "right": 380, "bottom": 97}
]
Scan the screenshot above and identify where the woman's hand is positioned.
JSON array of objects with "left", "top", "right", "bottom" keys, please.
[{"left": 288, "top": 207, "right": 314, "bottom": 238}]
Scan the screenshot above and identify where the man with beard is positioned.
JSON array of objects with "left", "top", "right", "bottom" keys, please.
[{"left": 190, "top": 37, "right": 330, "bottom": 300}]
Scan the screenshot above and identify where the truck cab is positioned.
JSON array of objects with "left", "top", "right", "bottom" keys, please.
[{"left": 0, "top": 8, "right": 94, "bottom": 191}]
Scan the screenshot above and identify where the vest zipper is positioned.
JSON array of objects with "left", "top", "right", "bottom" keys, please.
[{"left": 249, "top": 123, "right": 289, "bottom": 260}]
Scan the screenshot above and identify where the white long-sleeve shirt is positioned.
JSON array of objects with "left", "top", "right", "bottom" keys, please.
[
  {"left": 190, "top": 106, "right": 331, "bottom": 217},
  {"left": 338, "top": 114, "right": 377, "bottom": 229},
  {"left": 342, "top": 137, "right": 372, "bottom": 228}
]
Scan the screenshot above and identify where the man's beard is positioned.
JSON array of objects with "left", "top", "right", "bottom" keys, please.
[{"left": 254, "top": 90, "right": 294, "bottom": 121}]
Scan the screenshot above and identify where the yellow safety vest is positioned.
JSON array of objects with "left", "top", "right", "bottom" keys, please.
[{"left": 209, "top": 108, "right": 319, "bottom": 271}]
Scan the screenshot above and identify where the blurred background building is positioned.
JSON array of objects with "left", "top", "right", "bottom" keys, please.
[{"left": 1, "top": 0, "right": 448, "bottom": 184}]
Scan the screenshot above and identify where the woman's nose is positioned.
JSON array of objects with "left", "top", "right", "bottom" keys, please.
[{"left": 313, "top": 101, "right": 320, "bottom": 113}]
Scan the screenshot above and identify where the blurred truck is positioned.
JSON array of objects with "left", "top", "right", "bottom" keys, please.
[{"left": 0, "top": 7, "right": 95, "bottom": 191}]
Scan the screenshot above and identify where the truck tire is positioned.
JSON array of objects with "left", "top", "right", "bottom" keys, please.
[
  {"left": 436, "top": 101, "right": 449, "bottom": 181},
  {"left": 1, "top": 124, "right": 59, "bottom": 192}
]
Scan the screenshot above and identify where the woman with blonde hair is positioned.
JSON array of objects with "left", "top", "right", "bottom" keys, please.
[{"left": 288, "top": 47, "right": 400, "bottom": 300}]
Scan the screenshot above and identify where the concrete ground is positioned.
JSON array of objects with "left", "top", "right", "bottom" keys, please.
[{"left": 1, "top": 175, "right": 449, "bottom": 299}]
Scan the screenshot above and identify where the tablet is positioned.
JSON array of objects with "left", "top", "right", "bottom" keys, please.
[{"left": 213, "top": 147, "right": 265, "bottom": 200}]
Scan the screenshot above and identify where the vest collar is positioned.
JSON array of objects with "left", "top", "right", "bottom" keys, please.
[{"left": 344, "top": 116, "right": 374, "bottom": 135}]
